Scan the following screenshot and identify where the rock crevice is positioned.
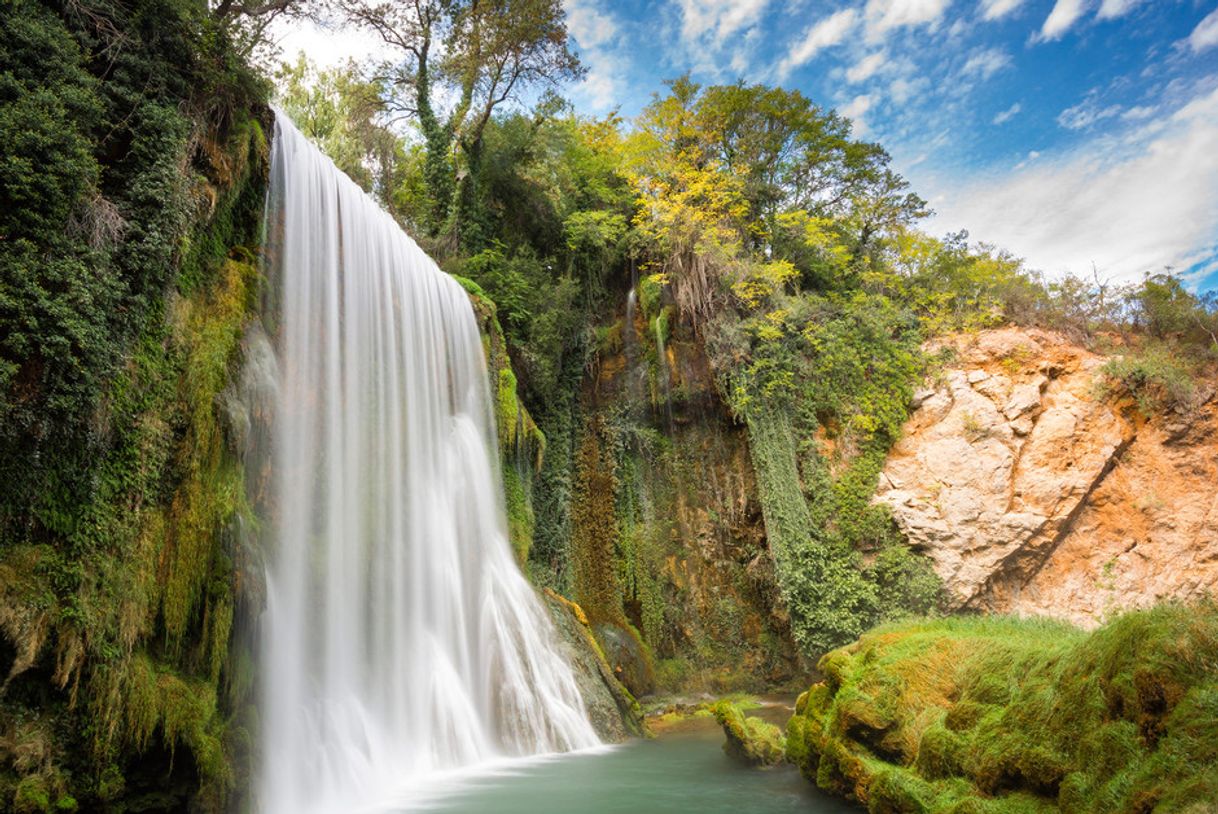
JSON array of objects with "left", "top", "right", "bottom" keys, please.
[{"left": 876, "top": 328, "right": 1218, "bottom": 624}]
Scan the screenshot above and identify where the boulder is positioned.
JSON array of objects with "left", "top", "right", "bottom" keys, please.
[{"left": 710, "top": 701, "right": 785, "bottom": 767}]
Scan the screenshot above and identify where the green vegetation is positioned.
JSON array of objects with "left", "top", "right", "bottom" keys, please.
[
  {"left": 277, "top": 40, "right": 1215, "bottom": 671},
  {"left": 1100, "top": 346, "right": 1198, "bottom": 417},
  {"left": 710, "top": 701, "right": 786, "bottom": 767},
  {"left": 6, "top": 0, "right": 1218, "bottom": 806},
  {"left": 787, "top": 603, "right": 1218, "bottom": 813},
  {"left": 0, "top": 1, "right": 270, "bottom": 810}
]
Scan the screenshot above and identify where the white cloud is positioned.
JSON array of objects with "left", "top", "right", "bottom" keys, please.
[
  {"left": 993, "top": 102, "right": 1022, "bottom": 124},
  {"left": 847, "top": 52, "right": 887, "bottom": 83},
  {"left": 1038, "top": 0, "right": 1091, "bottom": 41},
  {"left": 980, "top": 0, "right": 1025, "bottom": 20},
  {"left": 565, "top": 0, "right": 618, "bottom": 49},
  {"left": 1057, "top": 95, "right": 1123, "bottom": 129},
  {"left": 960, "top": 47, "right": 1012, "bottom": 81},
  {"left": 1011, "top": 149, "right": 1041, "bottom": 169},
  {"left": 863, "top": 0, "right": 953, "bottom": 40},
  {"left": 840, "top": 94, "right": 875, "bottom": 135},
  {"left": 1121, "top": 105, "right": 1156, "bottom": 121},
  {"left": 1096, "top": 0, "right": 1141, "bottom": 19},
  {"left": 678, "top": 0, "right": 769, "bottom": 45},
  {"left": 563, "top": 0, "right": 626, "bottom": 113},
  {"left": 1190, "top": 8, "right": 1218, "bottom": 53},
  {"left": 572, "top": 53, "right": 627, "bottom": 112},
  {"left": 777, "top": 8, "right": 858, "bottom": 78},
  {"left": 923, "top": 84, "right": 1218, "bottom": 284},
  {"left": 889, "top": 75, "right": 929, "bottom": 104}
]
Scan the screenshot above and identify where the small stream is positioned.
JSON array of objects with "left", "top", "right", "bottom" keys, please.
[{"left": 382, "top": 709, "right": 857, "bottom": 814}]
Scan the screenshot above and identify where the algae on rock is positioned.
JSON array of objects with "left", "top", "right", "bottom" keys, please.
[
  {"left": 786, "top": 602, "right": 1218, "bottom": 813},
  {"left": 710, "top": 701, "right": 786, "bottom": 768}
]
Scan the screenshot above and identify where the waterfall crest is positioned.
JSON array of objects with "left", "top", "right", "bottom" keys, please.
[{"left": 258, "top": 111, "right": 598, "bottom": 814}]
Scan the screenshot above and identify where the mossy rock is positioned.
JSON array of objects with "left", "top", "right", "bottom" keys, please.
[
  {"left": 711, "top": 701, "right": 786, "bottom": 767},
  {"left": 784, "top": 603, "right": 1218, "bottom": 813},
  {"left": 594, "top": 622, "right": 656, "bottom": 697}
]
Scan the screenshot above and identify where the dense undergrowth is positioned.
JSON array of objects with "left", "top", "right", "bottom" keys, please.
[
  {"left": 0, "top": 1, "right": 269, "bottom": 810},
  {"left": 787, "top": 603, "right": 1218, "bottom": 813}
]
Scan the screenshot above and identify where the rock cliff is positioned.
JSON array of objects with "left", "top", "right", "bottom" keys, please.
[{"left": 875, "top": 327, "right": 1218, "bottom": 624}]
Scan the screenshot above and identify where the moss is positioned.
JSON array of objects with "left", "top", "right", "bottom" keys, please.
[
  {"left": 915, "top": 720, "right": 965, "bottom": 780},
  {"left": 570, "top": 417, "right": 625, "bottom": 625},
  {"left": 0, "top": 109, "right": 266, "bottom": 812},
  {"left": 465, "top": 279, "right": 545, "bottom": 563},
  {"left": 14, "top": 775, "right": 50, "bottom": 814},
  {"left": 161, "top": 258, "right": 255, "bottom": 648},
  {"left": 787, "top": 603, "right": 1218, "bottom": 813},
  {"left": 710, "top": 701, "right": 786, "bottom": 767},
  {"left": 503, "top": 463, "right": 535, "bottom": 563}
]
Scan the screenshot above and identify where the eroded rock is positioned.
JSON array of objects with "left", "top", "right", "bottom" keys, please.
[{"left": 876, "top": 327, "right": 1218, "bottom": 624}]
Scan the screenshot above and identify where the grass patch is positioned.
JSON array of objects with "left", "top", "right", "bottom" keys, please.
[{"left": 787, "top": 603, "right": 1218, "bottom": 812}]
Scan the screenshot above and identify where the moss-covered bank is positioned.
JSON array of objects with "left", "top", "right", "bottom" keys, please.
[
  {"left": 786, "top": 603, "right": 1218, "bottom": 813},
  {"left": 0, "top": 4, "right": 271, "bottom": 809}
]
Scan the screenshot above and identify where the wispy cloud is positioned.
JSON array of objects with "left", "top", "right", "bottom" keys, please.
[
  {"left": 840, "top": 94, "right": 874, "bottom": 136},
  {"left": 961, "top": 47, "right": 1013, "bottom": 81},
  {"left": 678, "top": 0, "right": 769, "bottom": 46},
  {"left": 993, "top": 102, "right": 1022, "bottom": 124},
  {"left": 564, "top": 0, "right": 627, "bottom": 112},
  {"left": 1097, "top": 0, "right": 1141, "bottom": 20},
  {"left": 1057, "top": 94, "right": 1123, "bottom": 129},
  {"left": 889, "top": 74, "right": 929, "bottom": 104},
  {"left": 777, "top": 8, "right": 858, "bottom": 79},
  {"left": 863, "top": 0, "right": 954, "bottom": 41},
  {"left": 847, "top": 52, "right": 887, "bottom": 84},
  {"left": 924, "top": 83, "right": 1218, "bottom": 284},
  {"left": 1120, "top": 105, "right": 1156, "bottom": 121},
  {"left": 1038, "top": 0, "right": 1091, "bottom": 42},
  {"left": 565, "top": 0, "right": 618, "bottom": 49},
  {"left": 1190, "top": 7, "right": 1218, "bottom": 53},
  {"left": 980, "top": 0, "right": 1026, "bottom": 21}
]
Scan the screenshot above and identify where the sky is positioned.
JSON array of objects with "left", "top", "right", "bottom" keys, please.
[{"left": 275, "top": 0, "right": 1218, "bottom": 291}]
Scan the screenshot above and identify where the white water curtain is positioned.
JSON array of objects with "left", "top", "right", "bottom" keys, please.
[{"left": 258, "top": 110, "right": 598, "bottom": 814}]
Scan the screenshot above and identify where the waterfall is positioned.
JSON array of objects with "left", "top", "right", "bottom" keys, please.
[{"left": 257, "top": 111, "right": 599, "bottom": 814}]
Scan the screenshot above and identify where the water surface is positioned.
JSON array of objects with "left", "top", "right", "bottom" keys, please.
[{"left": 395, "top": 715, "right": 858, "bottom": 814}]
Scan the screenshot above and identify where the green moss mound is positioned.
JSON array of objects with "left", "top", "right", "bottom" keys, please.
[
  {"left": 711, "top": 701, "right": 786, "bottom": 767},
  {"left": 786, "top": 603, "right": 1218, "bottom": 813}
]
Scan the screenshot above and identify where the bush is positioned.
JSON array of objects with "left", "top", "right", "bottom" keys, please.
[{"left": 1100, "top": 345, "right": 1196, "bottom": 416}]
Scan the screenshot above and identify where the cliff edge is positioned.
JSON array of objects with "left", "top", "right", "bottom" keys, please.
[{"left": 876, "top": 327, "right": 1218, "bottom": 624}]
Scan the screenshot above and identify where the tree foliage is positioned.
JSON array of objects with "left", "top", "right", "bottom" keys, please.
[{"left": 334, "top": 0, "right": 583, "bottom": 242}]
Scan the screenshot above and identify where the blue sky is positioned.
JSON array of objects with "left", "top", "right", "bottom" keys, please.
[{"left": 276, "top": 0, "right": 1218, "bottom": 290}]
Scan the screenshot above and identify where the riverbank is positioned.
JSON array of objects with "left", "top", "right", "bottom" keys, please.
[{"left": 786, "top": 603, "right": 1218, "bottom": 812}]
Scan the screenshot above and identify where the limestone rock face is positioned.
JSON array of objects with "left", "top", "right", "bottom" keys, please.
[{"left": 875, "top": 328, "right": 1218, "bottom": 624}]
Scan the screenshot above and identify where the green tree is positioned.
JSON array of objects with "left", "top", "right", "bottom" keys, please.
[
  {"left": 275, "top": 55, "right": 409, "bottom": 215},
  {"left": 335, "top": 0, "right": 583, "bottom": 245}
]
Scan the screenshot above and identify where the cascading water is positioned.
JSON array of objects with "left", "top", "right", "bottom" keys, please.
[{"left": 258, "top": 111, "right": 599, "bottom": 814}]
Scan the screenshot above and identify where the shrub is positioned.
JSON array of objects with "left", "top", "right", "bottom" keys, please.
[{"left": 1100, "top": 345, "right": 1196, "bottom": 416}]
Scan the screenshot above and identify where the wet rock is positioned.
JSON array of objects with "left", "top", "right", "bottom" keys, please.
[
  {"left": 594, "top": 622, "right": 656, "bottom": 697},
  {"left": 542, "top": 591, "right": 643, "bottom": 741},
  {"left": 710, "top": 701, "right": 785, "bottom": 767}
]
